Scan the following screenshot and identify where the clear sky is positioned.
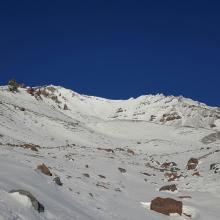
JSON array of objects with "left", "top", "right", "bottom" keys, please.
[{"left": 0, "top": 0, "right": 219, "bottom": 106}]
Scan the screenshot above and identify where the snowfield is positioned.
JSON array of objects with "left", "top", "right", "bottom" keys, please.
[{"left": 0, "top": 85, "right": 220, "bottom": 220}]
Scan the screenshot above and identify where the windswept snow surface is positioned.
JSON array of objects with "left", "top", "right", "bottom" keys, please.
[{"left": 0, "top": 85, "right": 220, "bottom": 220}]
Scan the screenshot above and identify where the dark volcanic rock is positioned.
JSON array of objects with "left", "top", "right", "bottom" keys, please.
[{"left": 150, "top": 197, "right": 182, "bottom": 216}]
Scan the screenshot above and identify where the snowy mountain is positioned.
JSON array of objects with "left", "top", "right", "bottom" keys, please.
[{"left": 0, "top": 84, "right": 220, "bottom": 220}]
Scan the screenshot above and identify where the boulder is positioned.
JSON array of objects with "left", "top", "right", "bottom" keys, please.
[
  {"left": 210, "top": 163, "right": 217, "bottom": 170},
  {"left": 98, "top": 175, "right": 106, "bottom": 179},
  {"left": 127, "top": 149, "right": 135, "bottom": 155},
  {"left": 187, "top": 158, "right": 198, "bottom": 170},
  {"left": 118, "top": 167, "right": 126, "bottom": 173},
  {"left": 63, "top": 104, "right": 68, "bottom": 110},
  {"left": 159, "top": 184, "right": 177, "bottom": 192},
  {"left": 53, "top": 176, "right": 63, "bottom": 186},
  {"left": 19, "top": 107, "right": 26, "bottom": 111},
  {"left": 150, "top": 197, "right": 182, "bottom": 216},
  {"left": 8, "top": 79, "right": 19, "bottom": 92},
  {"left": 37, "top": 163, "right": 52, "bottom": 176},
  {"left": 9, "top": 189, "right": 44, "bottom": 213},
  {"left": 83, "top": 173, "right": 90, "bottom": 178},
  {"left": 210, "top": 163, "right": 220, "bottom": 173}
]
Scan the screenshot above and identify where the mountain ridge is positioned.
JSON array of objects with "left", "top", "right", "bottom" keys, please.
[{"left": 1, "top": 84, "right": 220, "bottom": 130}]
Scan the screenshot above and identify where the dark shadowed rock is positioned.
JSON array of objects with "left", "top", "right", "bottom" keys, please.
[
  {"left": 9, "top": 189, "right": 44, "bottom": 213},
  {"left": 141, "top": 172, "right": 151, "bottom": 176},
  {"left": 89, "top": 193, "right": 93, "bottom": 198},
  {"left": 150, "top": 197, "right": 182, "bottom": 216},
  {"left": 210, "top": 163, "right": 218, "bottom": 170},
  {"left": 159, "top": 184, "right": 177, "bottom": 192},
  {"left": 8, "top": 79, "right": 19, "bottom": 92},
  {"left": 96, "top": 182, "right": 109, "bottom": 189},
  {"left": 98, "top": 175, "right": 106, "bottom": 179},
  {"left": 83, "top": 173, "right": 90, "bottom": 178},
  {"left": 115, "top": 188, "right": 121, "bottom": 192},
  {"left": 63, "top": 104, "right": 68, "bottom": 110},
  {"left": 183, "top": 213, "right": 192, "bottom": 217},
  {"left": 19, "top": 107, "right": 26, "bottom": 111},
  {"left": 210, "top": 163, "right": 220, "bottom": 174},
  {"left": 178, "top": 195, "right": 192, "bottom": 199},
  {"left": 118, "top": 167, "right": 126, "bottom": 173},
  {"left": 53, "top": 176, "right": 63, "bottom": 186},
  {"left": 97, "top": 147, "right": 114, "bottom": 153}
]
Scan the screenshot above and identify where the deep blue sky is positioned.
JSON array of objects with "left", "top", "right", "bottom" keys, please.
[{"left": 0, "top": 1, "right": 220, "bottom": 106}]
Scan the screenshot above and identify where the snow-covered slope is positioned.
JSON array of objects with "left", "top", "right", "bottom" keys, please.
[
  {"left": 28, "top": 85, "right": 220, "bottom": 129},
  {"left": 0, "top": 85, "right": 220, "bottom": 220}
]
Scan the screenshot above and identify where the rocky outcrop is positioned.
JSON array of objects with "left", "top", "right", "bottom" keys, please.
[
  {"left": 160, "top": 113, "right": 181, "bottom": 122},
  {"left": 22, "top": 143, "right": 40, "bottom": 152},
  {"left": 8, "top": 79, "right": 19, "bottom": 92}
]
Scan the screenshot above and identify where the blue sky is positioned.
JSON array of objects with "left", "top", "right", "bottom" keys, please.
[{"left": 0, "top": 0, "right": 220, "bottom": 106}]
